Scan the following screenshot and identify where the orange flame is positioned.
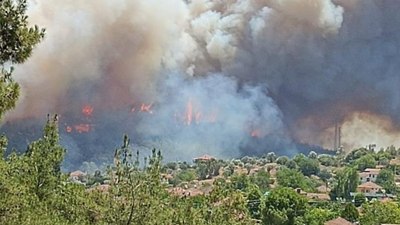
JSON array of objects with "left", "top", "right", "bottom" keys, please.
[
  {"left": 140, "top": 103, "right": 153, "bottom": 114},
  {"left": 185, "top": 100, "right": 193, "bottom": 125},
  {"left": 251, "top": 129, "right": 262, "bottom": 138},
  {"left": 82, "top": 105, "right": 94, "bottom": 117},
  {"left": 181, "top": 99, "right": 218, "bottom": 125},
  {"left": 74, "top": 124, "right": 91, "bottom": 133}
]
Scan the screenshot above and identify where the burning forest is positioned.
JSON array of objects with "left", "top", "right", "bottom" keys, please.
[{"left": 1, "top": 0, "right": 400, "bottom": 169}]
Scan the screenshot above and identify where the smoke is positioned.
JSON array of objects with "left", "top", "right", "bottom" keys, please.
[{"left": 1, "top": 0, "right": 400, "bottom": 166}]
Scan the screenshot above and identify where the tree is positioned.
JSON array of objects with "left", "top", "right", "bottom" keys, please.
[
  {"left": 318, "top": 169, "right": 332, "bottom": 184},
  {"left": 276, "top": 167, "right": 315, "bottom": 192},
  {"left": 261, "top": 187, "right": 308, "bottom": 225},
  {"left": 266, "top": 152, "right": 277, "bottom": 163},
  {"left": 308, "top": 151, "right": 318, "bottom": 159},
  {"left": 341, "top": 203, "right": 359, "bottom": 222},
  {"left": 303, "top": 208, "right": 335, "bottom": 225},
  {"left": 330, "top": 167, "right": 359, "bottom": 200},
  {"left": 293, "top": 154, "right": 320, "bottom": 176},
  {"left": 0, "top": 0, "right": 45, "bottom": 119},
  {"left": 246, "top": 184, "right": 262, "bottom": 219},
  {"left": 0, "top": 117, "right": 95, "bottom": 224},
  {"left": 286, "top": 160, "right": 297, "bottom": 169},
  {"left": 353, "top": 193, "right": 366, "bottom": 207},
  {"left": 276, "top": 156, "right": 289, "bottom": 165},
  {"left": 376, "top": 168, "right": 396, "bottom": 194},
  {"left": 250, "top": 170, "right": 271, "bottom": 193},
  {"left": 354, "top": 154, "right": 376, "bottom": 171},
  {"left": 360, "top": 202, "right": 400, "bottom": 225},
  {"left": 318, "top": 154, "right": 337, "bottom": 167},
  {"left": 345, "top": 148, "right": 371, "bottom": 163},
  {"left": 231, "top": 173, "right": 250, "bottom": 191}
]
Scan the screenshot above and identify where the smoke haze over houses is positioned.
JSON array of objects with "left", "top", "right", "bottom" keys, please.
[{"left": 2, "top": 0, "right": 400, "bottom": 167}]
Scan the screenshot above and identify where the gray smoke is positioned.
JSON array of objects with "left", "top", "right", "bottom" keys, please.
[{"left": 1, "top": 0, "right": 400, "bottom": 166}]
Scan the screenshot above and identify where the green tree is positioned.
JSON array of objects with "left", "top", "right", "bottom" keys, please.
[
  {"left": 250, "top": 170, "right": 271, "bottom": 193},
  {"left": 355, "top": 154, "right": 376, "bottom": 171},
  {"left": 376, "top": 168, "right": 396, "bottom": 194},
  {"left": 360, "top": 202, "right": 400, "bottom": 225},
  {"left": 341, "top": 203, "right": 359, "bottom": 222},
  {"left": 345, "top": 148, "right": 371, "bottom": 163},
  {"left": 266, "top": 152, "right": 277, "bottom": 163},
  {"left": 303, "top": 208, "right": 335, "bottom": 225},
  {"left": 246, "top": 184, "right": 262, "bottom": 219},
  {"left": 0, "top": 0, "right": 45, "bottom": 119},
  {"left": 294, "top": 154, "right": 320, "bottom": 176},
  {"left": 276, "top": 156, "right": 289, "bottom": 165},
  {"left": 318, "top": 154, "right": 337, "bottom": 167},
  {"left": 261, "top": 187, "right": 308, "bottom": 225},
  {"left": 354, "top": 193, "right": 366, "bottom": 207},
  {"left": 276, "top": 167, "right": 315, "bottom": 192},
  {"left": 330, "top": 167, "right": 359, "bottom": 200},
  {"left": 231, "top": 173, "right": 250, "bottom": 191}
]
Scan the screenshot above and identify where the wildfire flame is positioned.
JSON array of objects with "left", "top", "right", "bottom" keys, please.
[
  {"left": 178, "top": 99, "right": 218, "bottom": 125},
  {"left": 82, "top": 105, "right": 94, "bottom": 117},
  {"left": 250, "top": 129, "right": 262, "bottom": 138},
  {"left": 65, "top": 104, "right": 94, "bottom": 133},
  {"left": 140, "top": 103, "right": 153, "bottom": 114},
  {"left": 130, "top": 102, "right": 154, "bottom": 114}
]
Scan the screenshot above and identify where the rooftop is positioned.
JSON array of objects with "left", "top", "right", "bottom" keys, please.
[
  {"left": 357, "top": 181, "right": 382, "bottom": 189},
  {"left": 324, "top": 217, "right": 353, "bottom": 225},
  {"left": 193, "top": 154, "right": 215, "bottom": 161}
]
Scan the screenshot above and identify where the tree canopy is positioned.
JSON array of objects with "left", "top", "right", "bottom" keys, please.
[{"left": 0, "top": 0, "right": 45, "bottom": 119}]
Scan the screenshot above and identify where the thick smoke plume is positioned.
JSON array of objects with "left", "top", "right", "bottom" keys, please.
[{"left": 1, "top": 0, "right": 400, "bottom": 167}]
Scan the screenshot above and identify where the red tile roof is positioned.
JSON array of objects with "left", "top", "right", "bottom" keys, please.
[
  {"left": 357, "top": 181, "right": 382, "bottom": 189},
  {"left": 324, "top": 217, "right": 353, "bottom": 225}
]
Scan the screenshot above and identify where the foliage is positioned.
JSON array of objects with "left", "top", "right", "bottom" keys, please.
[
  {"left": 169, "top": 169, "right": 197, "bottom": 186},
  {"left": 345, "top": 148, "right": 371, "bottom": 163},
  {"left": 376, "top": 168, "right": 396, "bottom": 194},
  {"left": 360, "top": 201, "right": 400, "bottom": 225},
  {"left": 231, "top": 173, "right": 251, "bottom": 191},
  {"left": 303, "top": 208, "right": 335, "bottom": 225},
  {"left": 265, "top": 152, "right": 277, "bottom": 163},
  {"left": 354, "top": 193, "right": 366, "bottom": 207},
  {"left": 250, "top": 169, "right": 271, "bottom": 193},
  {"left": 330, "top": 167, "right": 358, "bottom": 200},
  {"left": 341, "top": 203, "right": 359, "bottom": 222},
  {"left": 318, "top": 154, "right": 337, "bottom": 167},
  {"left": 294, "top": 154, "right": 320, "bottom": 176},
  {"left": 246, "top": 184, "right": 262, "bottom": 219},
  {"left": 276, "top": 156, "right": 289, "bottom": 165},
  {"left": 195, "top": 159, "right": 221, "bottom": 180},
  {"left": 0, "top": 0, "right": 45, "bottom": 119},
  {"left": 318, "top": 169, "right": 332, "bottom": 183},
  {"left": 0, "top": 117, "right": 93, "bottom": 225},
  {"left": 276, "top": 167, "right": 316, "bottom": 192},
  {"left": 354, "top": 154, "right": 376, "bottom": 171},
  {"left": 261, "top": 187, "right": 308, "bottom": 225}
]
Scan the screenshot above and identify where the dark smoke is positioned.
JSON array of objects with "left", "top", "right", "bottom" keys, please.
[{"left": 2, "top": 0, "right": 400, "bottom": 168}]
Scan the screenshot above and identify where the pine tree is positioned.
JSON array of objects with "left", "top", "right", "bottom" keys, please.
[{"left": 0, "top": 0, "right": 45, "bottom": 119}]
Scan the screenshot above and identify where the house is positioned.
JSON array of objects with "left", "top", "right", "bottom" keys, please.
[
  {"left": 359, "top": 168, "right": 380, "bottom": 183},
  {"left": 390, "top": 158, "right": 400, "bottom": 166},
  {"left": 295, "top": 188, "right": 330, "bottom": 202},
  {"left": 193, "top": 154, "right": 215, "bottom": 163},
  {"left": 317, "top": 185, "right": 331, "bottom": 193},
  {"left": 168, "top": 187, "right": 204, "bottom": 197},
  {"left": 324, "top": 217, "right": 354, "bottom": 225},
  {"left": 69, "top": 170, "right": 86, "bottom": 184},
  {"left": 306, "top": 193, "right": 331, "bottom": 201},
  {"left": 356, "top": 181, "right": 383, "bottom": 194}
]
